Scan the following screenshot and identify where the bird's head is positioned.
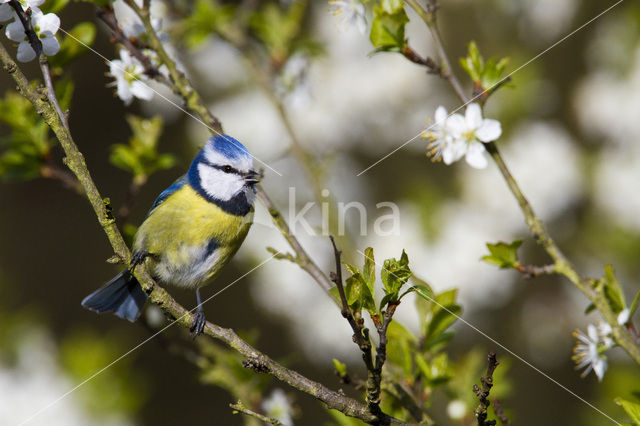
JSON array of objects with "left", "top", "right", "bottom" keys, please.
[{"left": 188, "top": 135, "right": 260, "bottom": 205}]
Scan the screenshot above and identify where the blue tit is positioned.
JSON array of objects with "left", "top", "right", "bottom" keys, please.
[{"left": 82, "top": 134, "right": 260, "bottom": 337}]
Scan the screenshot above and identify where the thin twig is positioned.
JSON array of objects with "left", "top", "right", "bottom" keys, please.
[
  {"left": 259, "top": 187, "right": 335, "bottom": 293},
  {"left": 230, "top": 400, "right": 283, "bottom": 426},
  {"left": 492, "top": 397, "right": 510, "bottom": 426},
  {"left": 40, "top": 163, "right": 82, "bottom": 192},
  {"left": 403, "top": 0, "right": 468, "bottom": 102},
  {"left": 330, "top": 236, "right": 391, "bottom": 418},
  {"left": 9, "top": 0, "right": 68, "bottom": 130},
  {"left": 97, "top": 7, "right": 168, "bottom": 82},
  {"left": 123, "top": 0, "right": 223, "bottom": 133},
  {"left": 473, "top": 352, "right": 499, "bottom": 426},
  {"left": 515, "top": 263, "right": 555, "bottom": 279},
  {"left": 402, "top": 45, "right": 440, "bottom": 74}
]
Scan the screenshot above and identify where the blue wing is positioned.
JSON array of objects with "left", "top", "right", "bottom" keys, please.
[{"left": 146, "top": 175, "right": 188, "bottom": 216}]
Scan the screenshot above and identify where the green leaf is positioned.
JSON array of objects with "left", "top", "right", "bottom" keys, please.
[
  {"left": 110, "top": 115, "right": 174, "bottom": 179},
  {"left": 180, "top": 0, "right": 236, "bottom": 48},
  {"left": 629, "top": 289, "right": 640, "bottom": 319},
  {"left": 380, "top": 0, "right": 404, "bottom": 14},
  {"left": 459, "top": 41, "right": 483, "bottom": 82},
  {"left": 616, "top": 397, "right": 640, "bottom": 425},
  {"left": 423, "top": 289, "right": 461, "bottom": 346},
  {"left": 329, "top": 286, "right": 341, "bottom": 303},
  {"left": 416, "top": 352, "right": 451, "bottom": 386},
  {"left": 481, "top": 239, "right": 523, "bottom": 269},
  {"left": 425, "top": 304, "right": 461, "bottom": 345},
  {"left": 250, "top": 1, "right": 307, "bottom": 62},
  {"left": 385, "top": 321, "right": 416, "bottom": 375},
  {"left": 459, "top": 40, "right": 510, "bottom": 92},
  {"left": 604, "top": 265, "right": 626, "bottom": 314},
  {"left": 363, "top": 247, "right": 375, "bottom": 295},
  {"left": 332, "top": 358, "right": 347, "bottom": 377},
  {"left": 369, "top": 4, "right": 408, "bottom": 52},
  {"left": 399, "top": 285, "right": 433, "bottom": 302},
  {"left": 381, "top": 250, "right": 412, "bottom": 297},
  {"left": 345, "top": 273, "right": 376, "bottom": 314}
]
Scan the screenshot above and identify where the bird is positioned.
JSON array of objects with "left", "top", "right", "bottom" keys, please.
[{"left": 81, "top": 134, "right": 260, "bottom": 337}]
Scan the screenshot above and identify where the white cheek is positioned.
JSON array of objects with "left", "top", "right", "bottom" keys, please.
[{"left": 198, "top": 164, "right": 244, "bottom": 201}]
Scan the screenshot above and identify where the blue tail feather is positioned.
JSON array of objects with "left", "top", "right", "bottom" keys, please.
[{"left": 82, "top": 270, "right": 148, "bottom": 322}]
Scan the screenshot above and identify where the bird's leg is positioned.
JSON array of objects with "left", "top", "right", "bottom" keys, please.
[
  {"left": 129, "top": 251, "right": 153, "bottom": 271},
  {"left": 190, "top": 288, "right": 206, "bottom": 339}
]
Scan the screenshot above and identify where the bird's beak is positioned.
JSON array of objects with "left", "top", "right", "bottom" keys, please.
[{"left": 243, "top": 169, "right": 261, "bottom": 184}]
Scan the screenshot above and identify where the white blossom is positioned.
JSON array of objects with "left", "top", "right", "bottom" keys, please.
[
  {"left": 424, "top": 103, "right": 502, "bottom": 169},
  {"left": 329, "top": 0, "right": 366, "bottom": 35},
  {"left": 109, "top": 49, "right": 154, "bottom": 105},
  {"left": 262, "top": 389, "right": 293, "bottom": 426},
  {"left": 5, "top": 7, "right": 60, "bottom": 62},
  {"left": 0, "top": 0, "right": 43, "bottom": 22},
  {"left": 113, "top": 0, "right": 166, "bottom": 40},
  {"left": 572, "top": 323, "right": 613, "bottom": 381}
]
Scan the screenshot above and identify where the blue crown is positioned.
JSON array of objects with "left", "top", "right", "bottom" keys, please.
[{"left": 210, "top": 135, "right": 250, "bottom": 159}]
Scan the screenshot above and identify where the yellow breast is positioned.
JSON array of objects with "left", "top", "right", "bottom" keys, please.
[{"left": 133, "top": 184, "right": 253, "bottom": 288}]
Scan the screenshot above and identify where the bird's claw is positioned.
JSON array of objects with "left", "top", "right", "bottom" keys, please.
[{"left": 190, "top": 310, "right": 206, "bottom": 339}]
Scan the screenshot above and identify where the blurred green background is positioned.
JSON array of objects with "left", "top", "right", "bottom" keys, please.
[{"left": 1, "top": 0, "right": 640, "bottom": 425}]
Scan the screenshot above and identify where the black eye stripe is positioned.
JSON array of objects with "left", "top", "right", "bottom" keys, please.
[{"left": 201, "top": 160, "right": 242, "bottom": 175}]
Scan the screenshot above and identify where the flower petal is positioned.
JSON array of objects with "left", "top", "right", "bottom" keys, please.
[
  {"left": 41, "top": 34, "right": 60, "bottom": 56},
  {"left": 593, "top": 357, "right": 607, "bottom": 381},
  {"left": 465, "top": 103, "right": 483, "bottom": 130},
  {"left": 446, "top": 113, "right": 466, "bottom": 135},
  {"left": 27, "top": 0, "right": 45, "bottom": 7},
  {"left": 465, "top": 141, "right": 488, "bottom": 169},
  {"left": 442, "top": 139, "right": 466, "bottom": 165},
  {"left": 6, "top": 19, "right": 26, "bottom": 42},
  {"left": 116, "top": 79, "right": 133, "bottom": 105},
  {"left": 434, "top": 106, "right": 448, "bottom": 125},
  {"left": 0, "top": 4, "right": 13, "bottom": 21},
  {"left": 476, "top": 119, "right": 502, "bottom": 142},
  {"left": 109, "top": 59, "right": 124, "bottom": 78},
  {"left": 34, "top": 12, "right": 60, "bottom": 34},
  {"left": 16, "top": 41, "right": 36, "bottom": 62},
  {"left": 130, "top": 80, "right": 154, "bottom": 101}
]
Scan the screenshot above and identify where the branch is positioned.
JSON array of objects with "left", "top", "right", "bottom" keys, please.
[
  {"left": 403, "top": 0, "right": 468, "bottom": 103},
  {"left": 515, "top": 263, "right": 555, "bottom": 279},
  {"left": 473, "top": 352, "right": 499, "bottom": 426},
  {"left": 401, "top": 45, "right": 440, "bottom": 74},
  {"left": 0, "top": 40, "right": 410, "bottom": 426},
  {"left": 123, "top": 0, "right": 223, "bottom": 133},
  {"left": 329, "top": 236, "right": 393, "bottom": 418},
  {"left": 9, "top": 0, "right": 69, "bottom": 130},
  {"left": 258, "top": 187, "right": 335, "bottom": 293},
  {"left": 230, "top": 400, "right": 283, "bottom": 426},
  {"left": 406, "top": 0, "right": 640, "bottom": 365}
]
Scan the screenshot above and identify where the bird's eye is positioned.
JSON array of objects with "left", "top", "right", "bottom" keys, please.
[{"left": 222, "top": 165, "right": 233, "bottom": 173}]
